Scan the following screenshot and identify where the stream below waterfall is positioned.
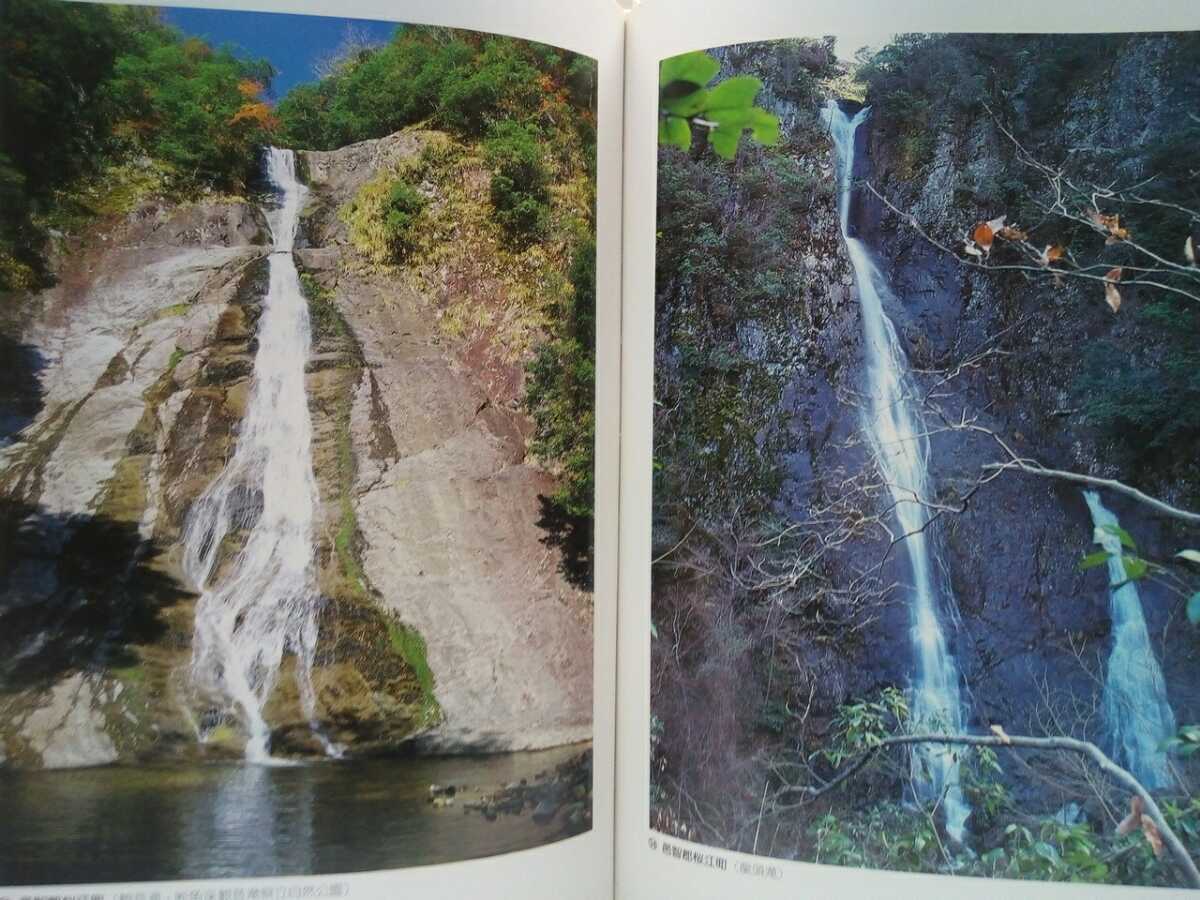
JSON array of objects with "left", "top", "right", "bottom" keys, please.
[{"left": 0, "top": 745, "right": 584, "bottom": 885}]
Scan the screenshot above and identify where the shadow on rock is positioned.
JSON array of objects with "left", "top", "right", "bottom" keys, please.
[
  {"left": 0, "top": 497, "right": 192, "bottom": 689},
  {"left": 535, "top": 495, "right": 593, "bottom": 591},
  {"left": 0, "top": 332, "right": 46, "bottom": 446}
]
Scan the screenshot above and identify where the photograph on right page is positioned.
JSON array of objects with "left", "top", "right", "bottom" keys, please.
[{"left": 650, "top": 32, "right": 1200, "bottom": 888}]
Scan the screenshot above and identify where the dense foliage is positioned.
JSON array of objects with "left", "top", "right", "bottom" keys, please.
[
  {"left": 0, "top": 0, "right": 276, "bottom": 289},
  {"left": 525, "top": 237, "right": 595, "bottom": 522},
  {"left": 484, "top": 121, "right": 551, "bottom": 240},
  {"left": 274, "top": 27, "right": 591, "bottom": 150}
]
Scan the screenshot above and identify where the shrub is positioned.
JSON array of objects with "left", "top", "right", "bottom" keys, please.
[
  {"left": 341, "top": 173, "right": 427, "bottom": 265},
  {"left": 484, "top": 121, "right": 550, "bottom": 240}
]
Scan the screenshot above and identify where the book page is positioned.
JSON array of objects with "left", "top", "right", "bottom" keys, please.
[
  {"left": 620, "top": 0, "right": 1200, "bottom": 896},
  {"left": 0, "top": 1, "right": 621, "bottom": 898}
]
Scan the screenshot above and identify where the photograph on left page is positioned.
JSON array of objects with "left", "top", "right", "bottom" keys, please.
[{"left": 0, "top": 0, "right": 597, "bottom": 884}]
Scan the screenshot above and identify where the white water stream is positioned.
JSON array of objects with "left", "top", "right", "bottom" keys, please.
[
  {"left": 824, "top": 101, "right": 970, "bottom": 839},
  {"left": 182, "top": 148, "right": 334, "bottom": 762},
  {"left": 1083, "top": 490, "right": 1176, "bottom": 786}
]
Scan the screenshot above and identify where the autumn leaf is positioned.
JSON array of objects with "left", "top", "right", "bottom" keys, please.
[
  {"left": 1141, "top": 816, "right": 1165, "bottom": 858},
  {"left": 237, "top": 79, "right": 263, "bottom": 100},
  {"left": 989, "top": 724, "right": 1012, "bottom": 745},
  {"left": 1117, "top": 795, "right": 1144, "bottom": 836},
  {"left": 1103, "top": 266, "right": 1123, "bottom": 313},
  {"left": 997, "top": 225, "right": 1028, "bottom": 241},
  {"left": 1039, "top": 244, "right": 1066, "bottom": 267},
  {"left": 1088, "top": 209, "right": 1130, "bottom": 243},
  {"left": 971, "top": 215, "right": 1007, "bottom": 254}
]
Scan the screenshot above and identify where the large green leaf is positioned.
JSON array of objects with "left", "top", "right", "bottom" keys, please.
[
  {"left": 662, "top": 86, "right": 709, "bottom": 118},
  {"left": 707, "top": 124, "right": 742, "bottom": 160},
  {"left": 660, "top": 51, "right": 720, "bottom": 89},
  {"left": 706, "top": 75, "right": 762, "bottom": 111},
  {"left": 658, "top": 115, "right": 691, "bottom": 151}
]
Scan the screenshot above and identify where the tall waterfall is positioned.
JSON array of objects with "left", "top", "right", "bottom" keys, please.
[
  {"left": 183, "top": 147, "right": 329, "bottom": 762},
  {"left": 1083, "top": 490, "right": 1176, "bottom": 786},
  {"left": 824, "top": 100, "right": 970, "bottom": 839}
]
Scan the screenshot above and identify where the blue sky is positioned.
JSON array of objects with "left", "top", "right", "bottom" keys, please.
[{"left": 161, "top": 8, "right": 399, "bottom": 96}]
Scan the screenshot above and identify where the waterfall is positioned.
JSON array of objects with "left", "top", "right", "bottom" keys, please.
[
  {"left": 182, "top": 147, "right": 333, "bottom": 762},
  {"left": 1083, "top": 490, "right": 1176, "bottom": 786},
  {"left": 823, "top": 100, "right": 970, "bottom": 840}
]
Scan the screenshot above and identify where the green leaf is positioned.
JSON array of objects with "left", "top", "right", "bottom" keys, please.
[
  {"left": 1188, "top": 592, "right": 1200, "bottom": 625},
  {"left": 662, "top": 86, "right": 709, "bottom": 118},
  {"left": 1079, "top": 550, "right": 1112, "bottom": 571},
  {"left": 707, "top": 124, "right": 742, "bottom": 160},
  {"left": 1120, "top": 555, "right": 1149, "bottom": 581},
  {"left": 706, "top": 75, "right": 762, "bottom": 111},
  {"left": 748, "top": 107, "right": 781, "bottom": 145},
  {"left": 660, "top": 51, "right": 720, "bottom": 89},
  {"left": 1176, "top": 549, "right": 1200, "bottom": 565},
  {"left": 658, "top": 116, "right": 691, "bottom": 151},
  {"left": 1099, "top": 523, "right": 1137, "bottom": 551}
]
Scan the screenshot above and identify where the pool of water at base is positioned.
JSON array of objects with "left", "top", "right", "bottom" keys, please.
[{"left": 0, "top": 744, "right": 588, "bottom": 885}]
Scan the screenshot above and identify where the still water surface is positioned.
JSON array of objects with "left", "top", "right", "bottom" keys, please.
[{"left": 0, "top": 745, "right": 585, "bottom": 885}]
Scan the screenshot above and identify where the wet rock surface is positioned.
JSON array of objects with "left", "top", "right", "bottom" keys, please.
[{"left": 1, "top": 131, "right": 592, "bottom": 768}]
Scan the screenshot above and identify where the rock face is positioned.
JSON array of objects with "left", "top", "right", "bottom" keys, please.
[
  {"left": 299, "top": 131, "right": 592, "bottom": 752},
  {"left": 0, "top": 133, "right": 592, "bottom": 767}
]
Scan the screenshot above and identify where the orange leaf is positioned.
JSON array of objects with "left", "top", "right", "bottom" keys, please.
[
  {"left": 1039, "top": 244, "right": 1066, "bottom": 266},
  {"left": 1140, "top": 815, "right": 1165, "bottom": 859},
  {"left": 997, "top": 225, "right": 1028, "bottom": 241},
  {"left": 973, "top": 222, "right": 996, "bottom": 251},
  {"left": 1117, "top": 796, "right": 1144, "bottom": 836},
  {"left": 1088, "top": 209, "right": 1130, "bottom": 243},
  {"left": 1105, "top": 266, "right": 1123, "bottom": 283},
  {"left": 237, "top": 79, "right": 263, "bottom": 100}
]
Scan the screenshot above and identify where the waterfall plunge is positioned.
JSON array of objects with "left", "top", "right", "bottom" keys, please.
[
  {"left": 1083, "top": 490, "right": 1176, "bottom": 786},
  {"left": 183, "top": 148, "right": 333, "bottom": 763},
  {"left": 823, "top": 101, "right": 970, "bottom": 840}
]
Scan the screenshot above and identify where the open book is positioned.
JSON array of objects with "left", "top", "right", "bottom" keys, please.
[{"left": 1, "top": 0, "right": 1198, "bottom": 896}]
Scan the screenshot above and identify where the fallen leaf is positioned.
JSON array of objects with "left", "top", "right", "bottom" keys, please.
[
  {"left": 1117, "top": 796, "right": 1144, "bottom": 836},
  {"left": 998, "top": 225, "right": 1028, "bottom": 241},
  {"left": 1141, "top": 815, "right": 1165, "bottom": 859},
  {"left": 989, "top": 724, "right": 1012, "bottom": 745}
]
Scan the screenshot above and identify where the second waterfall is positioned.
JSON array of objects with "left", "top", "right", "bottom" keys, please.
[
  {"left": 823, "top": 100, "right": 971, "bottom": 839},
  {"left": 183, "top": 147, "right": 329, "bottom": 763}
]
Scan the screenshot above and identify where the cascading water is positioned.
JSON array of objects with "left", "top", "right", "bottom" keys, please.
[
  {"left": 182, "top": 147, "right": 334, "bottom": 763},
  {"left": 823, "top": 100, "right": 970, "bottom": 839},
  {"left": 1083, "top": 490, "right": 1176, "bottom": 786}
]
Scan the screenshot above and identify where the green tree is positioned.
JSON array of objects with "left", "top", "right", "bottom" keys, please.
[{"left": 484, "top": 121, "right": 550, "bottom": 240}]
